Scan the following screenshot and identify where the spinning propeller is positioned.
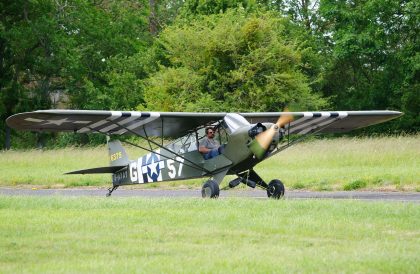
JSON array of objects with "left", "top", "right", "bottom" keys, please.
[{"left": 248, "top": 110, "right": 294, "bottom": 160}]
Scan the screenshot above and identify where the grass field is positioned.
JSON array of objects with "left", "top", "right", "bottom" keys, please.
[
  {"left": 0, "top": 135, "right": 419, "bottom": 191},
  {"left": 0, "top": 197, "right": 419, "bottom": 273}
]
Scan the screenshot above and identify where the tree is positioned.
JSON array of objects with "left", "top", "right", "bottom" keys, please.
[
  {"left": 141, "top": 10, "right": 328, "bottom": 112},
  {"left": 180, "top": 0, "right": 256, "bottom": 17},
  {"left": 1, "top": 0, "right": 72, "bottom": 148},
  {"left": 59, "top": 0, "right": 151, "bottom": 110},
  {"left": 0, "top": 0, "right": 152, "bottom": 148},
  {"left": 319, "top": 0, "right": 419, "bottom": 131}
]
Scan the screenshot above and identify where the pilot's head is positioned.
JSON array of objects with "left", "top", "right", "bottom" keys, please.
[{"left": 205, "top": 127, "right": 215, "bottom": 139}]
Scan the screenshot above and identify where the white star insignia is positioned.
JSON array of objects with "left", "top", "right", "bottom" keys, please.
[
  {"left": 43, "top": 118, "right": 70, "bottom": 126},
  {"left": 148, "top": 162, "right": 159, "bottom": 176}
]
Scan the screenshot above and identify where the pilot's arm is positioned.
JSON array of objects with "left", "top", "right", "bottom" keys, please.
[
  {"left": 199, "top": 145, "right": 211, "bottom": 154},
  {"left": 199, "top": 138, "right": 211, "bottom": 154}
]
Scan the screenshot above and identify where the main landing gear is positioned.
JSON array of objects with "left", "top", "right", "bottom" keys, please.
[
  {"left": 266, "top": 179, "right": 285, "bottom": 199},
  {"left": 229, "top": 169, "right": 285, "bottom": 199},
  {"left": 202, "top": 169, "right": 284, "bottom": 199},
  {"left": 201, "top": 179, "right": 220, "bottom": 198}
]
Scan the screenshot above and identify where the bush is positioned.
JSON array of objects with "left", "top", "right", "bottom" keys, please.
[{"left": 343, "top": 180, "right": 367, "bottom": 191}]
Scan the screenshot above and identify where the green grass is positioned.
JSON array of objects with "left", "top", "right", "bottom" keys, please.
[
  {"left": 0, "top": 197, "right": 419, "bottom": 273},
  {"left": 0, "top": 135, "right": 419, "bottom": 191},
  {"left": 343, "top": 180, "right": 368, "bottom": 190},
  {"left": 256, "top": 135, "right": 420, "bottom": 191}
]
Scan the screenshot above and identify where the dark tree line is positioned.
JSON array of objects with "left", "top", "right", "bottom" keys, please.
[{"left": 1, "top": 0, "right": 418, "bottom": 148}]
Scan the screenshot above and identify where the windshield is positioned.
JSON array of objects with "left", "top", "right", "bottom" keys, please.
[{"left": 165, "top": 122, "right": 229, "bottom": 154}]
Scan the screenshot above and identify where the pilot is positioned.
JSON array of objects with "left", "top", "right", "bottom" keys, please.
[{"left": 199, "top": 127, "right": 222, "bottom": 160}]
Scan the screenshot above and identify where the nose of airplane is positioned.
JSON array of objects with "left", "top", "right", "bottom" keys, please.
[{"left": 248, "top": 111, "right": 294, "bottom": 159}]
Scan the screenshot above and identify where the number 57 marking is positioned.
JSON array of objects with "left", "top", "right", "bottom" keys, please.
[{"left": 167, "top": 157, "right": 184, "bottom": 179}]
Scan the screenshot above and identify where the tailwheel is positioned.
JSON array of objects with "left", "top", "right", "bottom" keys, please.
[
  {"left": 106, "top": 185, "right": 119, "bottom": 197},
  {"left": 201, "top": 179, "right": 220, "bottom": 198},
  {"left": 267, "top": 179, "right": 285, "bottom": 199}
]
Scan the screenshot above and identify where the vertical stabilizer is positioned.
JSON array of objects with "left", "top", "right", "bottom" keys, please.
[{"left": 108, "top": 140, "right": 130, "bottom": 166}]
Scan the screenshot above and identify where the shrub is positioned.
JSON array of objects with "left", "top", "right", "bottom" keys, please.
[{"left": 343, "top": 180, "right": 367, "bottom": 191}]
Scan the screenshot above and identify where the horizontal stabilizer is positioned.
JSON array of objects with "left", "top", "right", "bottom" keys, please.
[{"left": 65, "top": 165, "right": 126, "bottom": 175}]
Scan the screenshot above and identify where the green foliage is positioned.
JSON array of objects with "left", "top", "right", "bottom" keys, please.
[
  {"left": 319, "top": 0, "right": 419, "bottom": 132},
  {"left": 142, "top": 67, "right": 219, "bottom": 111},
  {"left": 142, "top": 10, "right": 328, "bottom": 112},
  {"left": 344, "top": 180, "right": 368, "bottom": 191},
  {"left": 1, "top": 0, "right": 419, "bottom": 149},
  {"left": 180, "top": 0, "right": 256, "bottom": 17},
  {"left": 0, "top": 0, "right": 151, "bottom": 147},
  {"left": 59, "top": 0, "right": 151, "bottom": 110}
]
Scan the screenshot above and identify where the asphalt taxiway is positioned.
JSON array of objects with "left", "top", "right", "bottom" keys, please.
[{"left": 0, "top": 188, "right": 419, "bottom": 202}]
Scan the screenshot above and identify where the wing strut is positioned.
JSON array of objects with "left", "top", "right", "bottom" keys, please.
[
  {"left": 268, "top": 116, "right": 344, "bottom": 158},
  {"left": 120, "top": 138, "right": 211, "bottom": 174},
  {"left": 78, "top": 118, "right": 212, "bottom": 174},
  {"left": 108, "top": 120, "right": 212, "bottom": 174},
  {"left": 142, "top": 126, "right": 153, "bottom": 151}
]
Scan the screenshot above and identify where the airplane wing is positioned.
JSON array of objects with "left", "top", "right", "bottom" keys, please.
[
  {"left": 241, "top": 110, "right": 403, "bottom": 134},
  {"left": 6, "top": 109, "right": 402, "bottom": 138},
  {"left": 6, "top": 110, "right": 226, "bottom": 138}
]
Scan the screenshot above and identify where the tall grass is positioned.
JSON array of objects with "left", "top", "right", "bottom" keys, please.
[{"left": 0, "top": 136, "right": 418, "bottom": 190}]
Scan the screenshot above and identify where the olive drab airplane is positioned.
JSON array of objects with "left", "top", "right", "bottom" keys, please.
[{"left": 6, "top": 110, "right": 402, "bottom": 198}]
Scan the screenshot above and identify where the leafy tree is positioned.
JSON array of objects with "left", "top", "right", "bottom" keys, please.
[
  {"left": 141, "top": 10, "right": 328, "bottom": 112},
  {"left": 319, "top": 0, "right": 419, "bottom": 131},
  {"left": 1, "top": 0, "right": 74, "bottom": 148},
  {"left": 0, "top": 0, "right": 151, "bottom": 148},
  {"left": 180, "top": 0, "right": 256, "bottom": 17},
  {"left": 59, "top": 0, "right": 151, "bottom": 110}
]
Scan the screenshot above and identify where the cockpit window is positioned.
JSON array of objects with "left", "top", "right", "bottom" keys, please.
[
  {"left": 165, "top": 120, "right": 230, "bottom": 154},
  {"left": 165, "top": 132, "right": 198, "bottom": 154}
]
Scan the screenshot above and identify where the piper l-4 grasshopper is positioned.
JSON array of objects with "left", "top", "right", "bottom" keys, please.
[{"left": 6, "top": 110, "right": 402, "bottom": 198}]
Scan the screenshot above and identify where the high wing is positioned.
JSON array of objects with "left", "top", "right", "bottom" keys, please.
[
  {"left": 6, "top": 110, "right": 225, "bottom": 138},
  {"left": 242, "top": 110, "right": 403, "bottom": 134},
  {"left": 6, "top": 109, "right": 402, "bottom": 137}
]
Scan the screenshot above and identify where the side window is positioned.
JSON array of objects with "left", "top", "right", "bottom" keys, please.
[
  {"left": 216, "top": 125, "right": 229, "bottom": 144},
  {"left": 166, "top": 132, "right": 199, "bottom": 153}
]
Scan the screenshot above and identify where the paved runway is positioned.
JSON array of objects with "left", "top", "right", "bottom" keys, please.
[{"left": 1, "top": 187, "right": 419, "bottom": 202}]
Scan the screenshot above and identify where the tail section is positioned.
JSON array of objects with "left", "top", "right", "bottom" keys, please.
[
  {"left": 65, "top": 166, "right": 127, "bottom": 174},
  {"left": 108, "top": 140, "right": 130, "bottom": 166},
  {"left": 65, "top": 140, "right": 130, "bottom": 175}
]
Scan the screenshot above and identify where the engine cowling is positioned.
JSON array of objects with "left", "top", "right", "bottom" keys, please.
[{"left": 248, "top": 123, "right": 283, "bottom": 159}]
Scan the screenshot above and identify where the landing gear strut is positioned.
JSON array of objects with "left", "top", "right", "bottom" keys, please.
[
  {"left": 231, "top": 170, "right": 285, "bottom": 199},
  {"left": 106, "top": 185, "right": 119, "bottom": 197},
  {"left": 233, "top": 169, "right": 268, "bottom": 189}
]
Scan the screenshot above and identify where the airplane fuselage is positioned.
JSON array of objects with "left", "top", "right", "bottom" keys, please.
[{"left": 113, "top": 123, "right": 277, "bottom": 186}]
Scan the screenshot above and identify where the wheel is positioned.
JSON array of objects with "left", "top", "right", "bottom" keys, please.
[
  {"left": 266, "top": 179, "right": 285, "bottom": 199},
  {"left": 201, "top": 180, "right": 220, "bottom": 198}
]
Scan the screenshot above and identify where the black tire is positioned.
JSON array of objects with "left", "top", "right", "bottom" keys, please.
[
  {"left": 267, "top": 179, "right": 285, "bottom": 199},
  {"left": 201, "top": 180, "right": 220, "bottom": 198}
]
